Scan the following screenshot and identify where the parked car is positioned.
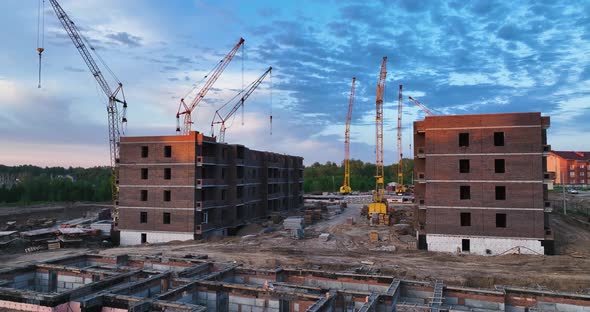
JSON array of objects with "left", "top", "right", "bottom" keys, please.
[{"left": 567, "top": 189, "right": 579, "bottom": 194}]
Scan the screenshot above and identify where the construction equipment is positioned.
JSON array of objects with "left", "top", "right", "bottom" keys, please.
[
  {"left": 176, "top": 38, "right": 245, "bottom": 135},
  {"left": 339, "top": 77, "right": 356, "bottom": 195},
  {"left": 408, "top": 96, "right": 435, "bottom": 116},
  {"left": 46, "top": 0, "right": 128, "bottom": 226},
  {"left": 368, "top": 57, "right": 390, "bottom": 223},
  {"left": 210, "top": 67, "right": 272, "bottom": 143},
  {"left": 395, "top": 85, "right": 407, "bottom": 196}
]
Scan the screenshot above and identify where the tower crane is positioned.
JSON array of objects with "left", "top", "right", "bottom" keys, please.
[
  {"left": 339, "top": 77, "right": 356, "bottom": 195},
  {"left": 210, "top": 67, "right": 272, "bottom": 143},
  {"left": 176, "top": 38, "right": 245, "bottom": 135},
  {"left": 395, "top": 85, "right": 407, "bottom": 196},
  {"left": 46, "top": 0, "right": 128, "bottom": 226},
  {"left": 408, "top": 96, "right": 435, "bottom": 116},
  {"left": 368, "top": 57, "right": 390, "bottom": 223}
]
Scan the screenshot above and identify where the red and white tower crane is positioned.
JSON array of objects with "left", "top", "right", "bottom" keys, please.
[
  {"left": 408, "top": 96, "right": 435, "bottom": 116},
  {"left": 210, "top": 67, "right": 272, "bottom": 143},
  {"left": 176, "top": 38, "right": 245, "bottom": 135}
]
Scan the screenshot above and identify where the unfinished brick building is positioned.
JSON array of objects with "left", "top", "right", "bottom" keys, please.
[
  {"left": 547, "top": 151, "right": 590, "bottom": 186},
  {"left": 413, "top": 112, "right": 553, "bottom": 255},
  {"left": 117, "top": 131, "right": 304, "bottom": 245}
]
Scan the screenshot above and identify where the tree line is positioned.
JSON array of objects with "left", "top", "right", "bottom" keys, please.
[
  {"left": 304, "top": 159, "right": 415, "bottom": 193},
  {"left": 0, "top": 165, "right": 112, "bottom": 204}
]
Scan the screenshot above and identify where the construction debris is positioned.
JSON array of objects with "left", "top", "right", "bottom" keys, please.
[{"left": 283, "top": 217, "right": 304, "bottom": 230}]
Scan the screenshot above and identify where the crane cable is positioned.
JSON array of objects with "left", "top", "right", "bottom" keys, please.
[
  {"left": 36, "top": 0, "right": 45, "bottom": 88},
  {"left": 269, "top": 69, "right": 273, "bottom": 136},
  {"left": 241, "top": 42, "right": 245, "bottom": 126}
]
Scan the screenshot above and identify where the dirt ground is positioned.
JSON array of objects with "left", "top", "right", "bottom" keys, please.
[
  {"left": 1, "top": 202, "right": 590, "bottom": 293},
  {"left": 0, "top": 203, "right": 109, "bottom": 231}
]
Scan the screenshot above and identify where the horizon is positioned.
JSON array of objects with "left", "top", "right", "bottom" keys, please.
[{"left": 1, "top": 0, "right": 589, "bottom": 167}]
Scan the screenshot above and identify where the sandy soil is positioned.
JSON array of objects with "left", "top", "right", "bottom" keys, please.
[{"left": 1, "top": 203, "right": 590, "bottom": 293}]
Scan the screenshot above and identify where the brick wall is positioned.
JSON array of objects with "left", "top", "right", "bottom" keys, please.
[
  {"left": 118, "top": 131, "right": 303, "bottom": 242},
  {"left": 413, "top": 112, "right": 550, "bottom": 243}
]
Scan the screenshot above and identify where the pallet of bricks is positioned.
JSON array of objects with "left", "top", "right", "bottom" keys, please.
[
  {"left": 381, "top": 214, "right": 388, "bottom": 226},
  {"left": 303, "top": 202, "right": 324, "bottom": 226}
]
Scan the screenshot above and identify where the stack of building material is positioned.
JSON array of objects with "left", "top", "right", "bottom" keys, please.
[
  {"left": 303, "top": 209, "right": 322, "bottom": 225},
  {"left": 319, "top": 233, "right": 331, "bottom": 242},
  {"left": 47, "top": 239, "right": 61, "bottom": 250},
  {"left": 291, "top": 228, "right": 304, "bottom": 240},
  {"left": 90, "top": 220, "right": 113, "bottom": 238},
  {"left": 326, "top": 205, "right": 342, "bottom": 216},
  {"left": 369, "top": 231, "right": 379, "bottom": 242},
  {"left": 380, "top": 214, "right": 391, "bottom": 226},
  {"left": 283, "top": 217, "right": 304, "bottom": 230}
]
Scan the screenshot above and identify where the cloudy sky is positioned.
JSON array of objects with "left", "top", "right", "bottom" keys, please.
[{"left": 0, "top": 0, "right": 589, "bottom": 167}]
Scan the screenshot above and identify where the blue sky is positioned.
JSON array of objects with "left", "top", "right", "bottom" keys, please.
[{"left": 0, "top": 0, "right": 589, "bottom": 167}]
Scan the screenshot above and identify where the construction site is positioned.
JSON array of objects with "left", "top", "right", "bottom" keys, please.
[{"left": 1, "top": 1, "right": 590, "bottom": 311}]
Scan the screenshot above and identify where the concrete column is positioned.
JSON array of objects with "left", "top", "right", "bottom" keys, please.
[
  {"left": 48, "top": 270, "right": 57, "bottom": 293},
  {"left": 216, "top": 290, "right": 228, "bottom": 312}
]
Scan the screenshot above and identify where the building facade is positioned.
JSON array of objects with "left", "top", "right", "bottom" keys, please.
[
  {"left": 413, "top": 112, "right": 553, "bottom": 255},
  {"left": 117, "top": 131, "right": 304, "bottom": 245},
  {"left": 547, "top": 151, "right": 590, "bottom": 186}
]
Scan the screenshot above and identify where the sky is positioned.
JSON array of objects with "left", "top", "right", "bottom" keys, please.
[{"left": 0, "top": 0, "right": 589, "bottom": 167}]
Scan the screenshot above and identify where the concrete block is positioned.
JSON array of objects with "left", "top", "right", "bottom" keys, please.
[
  {"left": 294, "top": 303, "right": 299, "bottom": 312},
  {"left": 465, "top": 298, "right": 499, "bottom": 310},
  {"left": 443, "top": 297, "right": 459, "bottom": 305},
  {"left": 255, "top": 299, "right": 266, "bottom": 307},
  {"left": 555, "top": 303, "right": 587, "bottom": 312},
  {"left": 229, "top": 303, "right": 239, "bottom": 312},
  {"left": 268, "top": 300, "right": 280, "bottom": 308},
  {"left": 241, "top": 305, "right": 252, "bottom": 312},
  {"left": 252, "top": 307, "right": 264, "bottom": 312},
  {"left": 231, "top": 296, "right": 256, "bottom": 306},
  {"left": 505, "top": 305, "right": 526, "bottom": 312},
  {"left": 537, "top": 302, "right": 557, "bottom": 311}
]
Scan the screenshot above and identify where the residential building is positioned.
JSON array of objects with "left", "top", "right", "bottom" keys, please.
[
  {"left": 547, "top": 151, "right": 590, "bottom": 186},
  {"left": 413, "top": 112, "right": 553, "bottom": 255},
  {"left": 117, "top": 131, "right": 304, "bottom": 245}
]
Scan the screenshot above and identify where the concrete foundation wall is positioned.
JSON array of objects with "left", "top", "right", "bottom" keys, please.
[
  {"left": 229, "top": 295, "right": 280, "bottom": 312},
  {"left": 427, "top": 234, "right": 544, "bottom": 255},
  {"left": 120, "top": 230, "right": 193, "bottom": 245}
]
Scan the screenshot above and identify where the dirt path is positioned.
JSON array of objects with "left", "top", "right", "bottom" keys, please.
[{"left": 2, "top": 205, "right": 590, "bottom": 293}]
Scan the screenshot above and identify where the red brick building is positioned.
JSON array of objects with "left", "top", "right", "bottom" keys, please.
[
  {"left": 117, "top": 131, "right": 303, "bottom": 245},
  {"left": 413, "top": 112, "right": 553, "bottom": 255},
  {"left": 547, "top": 151, "right": 590, "bottom": 186}
]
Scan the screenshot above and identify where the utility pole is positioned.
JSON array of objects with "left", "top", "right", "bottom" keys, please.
[{"left": 562, "top": 170, "right": 567, "bottom": 215}]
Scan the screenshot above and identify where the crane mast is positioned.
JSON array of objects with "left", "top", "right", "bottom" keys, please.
[
  {"left": 374, "top": 57, "right": 387, "bottom": 203},
  {"left": 47, "top": 0, "right": 127, "bottom": 226},
  {"left": 395, "top": 85, "right": 406, "bottom": 195},
  {"left": 177, "top": 38, "right": 245, "bottom": 135},
  {"left": 339, "top": 77, "right": 356, "bottom": 195},
  {"left": 408, "top": 96, "right": 435, "bottom": 116},
  {"left": 210, "top": 67, "right": 272, "bottom": 143},
  {"left": 367, "top": 57, "right": 390, "bottom": 223}
]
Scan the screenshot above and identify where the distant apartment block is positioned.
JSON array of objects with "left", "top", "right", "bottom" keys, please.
[
  {"left": 547, "top": 151, "right": 590, "bottom": 186},
  {"left": 413, "top": 112, "right": 553, "bottom": 255},
  {"left": 117, "top": 131, "right": 304, "bottom": 245}
]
